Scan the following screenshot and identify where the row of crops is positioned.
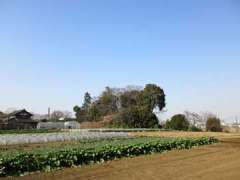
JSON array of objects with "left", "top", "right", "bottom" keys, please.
[
  {"left": 0, "top": 132, "right": 128, "bottom": 145},
  {"left": 0, "top": 136, "right": 218, "bottom": 177},
  {"left": 0, "top": 129, "right": 62, "bottom": 135}
]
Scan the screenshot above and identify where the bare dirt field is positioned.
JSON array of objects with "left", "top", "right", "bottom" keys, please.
[
  {"left": 5, "top": 132, "right": 240, "bottom": 180},
  {"left": 130, "top": 131, "right": 240, "bottom": 139}
]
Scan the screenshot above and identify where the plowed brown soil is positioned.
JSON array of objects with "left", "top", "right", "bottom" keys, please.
[{"left": 5, "top": 133, "right": 240, "bottom": 180}]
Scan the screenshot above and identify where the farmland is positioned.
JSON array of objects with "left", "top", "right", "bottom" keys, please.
[
  {"left": 3, "top": 132, "right": 239, "bottom": 180},
  {"left": 130, "top": 131, "right": 240, "bottom": 139},
  {"left": 0, "top": 130, "right": 218, "bottom": 177},
  {"left": 0, "top": 131, "right": 128, "bottom": 145},
  {"left": 0, "top": 129, "right": 62, "bottom": 135}
]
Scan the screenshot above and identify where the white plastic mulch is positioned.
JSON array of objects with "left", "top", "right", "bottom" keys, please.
[{"left": 0, "top": 132, "right": 129, "bottom": 145}]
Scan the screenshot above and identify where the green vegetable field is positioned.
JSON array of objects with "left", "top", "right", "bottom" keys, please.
[{"left": 0, "top": 136, "right": 218, "bottom": 177}]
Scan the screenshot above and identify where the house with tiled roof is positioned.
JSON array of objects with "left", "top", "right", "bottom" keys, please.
[{"left": 0, "top": 109, "right": 38, "bottom": 129}]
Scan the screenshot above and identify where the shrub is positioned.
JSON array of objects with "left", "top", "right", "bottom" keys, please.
[
  {"left": 167, "top": 114, "right": 189, "bottom": 131},
  {"left": 189, "top": 125, "right": 202, "bottom": 132},
  {"left": 206, "top": 117, "right": 222, "bottom": 132}
]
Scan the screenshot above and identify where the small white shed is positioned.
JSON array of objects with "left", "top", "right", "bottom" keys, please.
[{"left": 64, "top": 121, "right": 80, "bottom": 129}]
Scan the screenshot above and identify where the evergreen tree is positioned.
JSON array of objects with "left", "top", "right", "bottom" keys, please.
[{"left": 83, "top": 92, "right": 92, "bottom": 110}]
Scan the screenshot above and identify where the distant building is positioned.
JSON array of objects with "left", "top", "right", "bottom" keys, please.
[
  {"left": 232, "top": 122, "right": 240, "bottom": 128},
  {"left": 0, "top": 109, "right": 38, "bottom": 129},
  {"left": 195, "top": 122, "right": 206, "bottom": 130}
]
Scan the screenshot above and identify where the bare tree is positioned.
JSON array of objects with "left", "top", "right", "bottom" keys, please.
[
  {"left": 50, "top": 110, "right": 65, "bottom": 121},
  {"left": 5, "top": 108, "right": 18, "bottom": 114},
  {"left": 184, "top": 111, "right": 202, "bottom": 126},
  {"left": 63, "top": 111, "right": 73, "bottom": 118},
  {"left": 184, "top": 111, "right": 216, "bottom": 129},
  {"left": 50, "top": 110, "right": 73, "bottom": 121},
  {"left": 200, "top": 111, "right": 216, "bottom": 122}
]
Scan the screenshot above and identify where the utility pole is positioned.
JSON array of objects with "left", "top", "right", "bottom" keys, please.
[
  {"left": 235, "top": 116, "right": 239, "bottom": 133},
  {"left": 48, "top": 107, "right": 51, "bottom": 120}
]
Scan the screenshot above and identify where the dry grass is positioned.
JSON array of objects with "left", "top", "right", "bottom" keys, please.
[{"left": 130, "top": 131, "right": 240, "bottom": 140}]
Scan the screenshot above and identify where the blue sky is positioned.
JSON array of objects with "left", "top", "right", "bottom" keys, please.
[{"left": 0, "top": 0, "right": 240, "bottom": 121}]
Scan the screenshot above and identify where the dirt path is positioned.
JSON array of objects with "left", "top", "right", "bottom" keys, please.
[{"left": 6, "top": 136, "right": 240, "bottom": 180}]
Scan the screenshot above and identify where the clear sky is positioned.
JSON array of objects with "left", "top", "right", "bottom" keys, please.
[{"left": 0, "top": 0, "right": 240, "bottom": 121}]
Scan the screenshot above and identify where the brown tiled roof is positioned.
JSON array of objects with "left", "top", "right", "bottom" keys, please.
[{"left": 9, "top": 109, "right": 33, "bottom": 116}]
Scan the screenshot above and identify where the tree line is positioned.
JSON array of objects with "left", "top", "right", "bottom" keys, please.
[
  {"left": 73, "top": 84, "right": 223, "bottom": 131},
  {"left": 0, "top": 83, "right": 223, "bottom": 131},
  {"left": 165, "top": 112, "right": 222, "bottom": 132},
  {"left": 73, "top": 84, "right": 166, "bottom": 128}
]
